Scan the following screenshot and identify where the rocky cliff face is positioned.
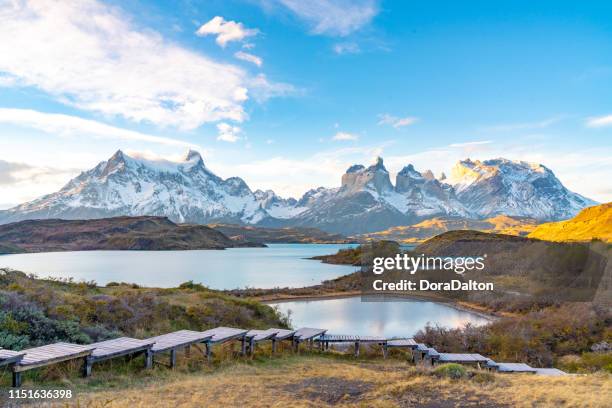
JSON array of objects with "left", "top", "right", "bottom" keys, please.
[
  {"left": 0, "top": 152, "right": 597, "bottom": 235},
  {"left": 0, "top": 150, "right": 270, "bottom": 225},
  {"left": 448, "top": 158, "right": 596, "bottom": 220}
]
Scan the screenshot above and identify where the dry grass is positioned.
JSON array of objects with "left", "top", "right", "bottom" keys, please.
[{"left": 44, "top": 353, "right": 611, "bottom": 408}]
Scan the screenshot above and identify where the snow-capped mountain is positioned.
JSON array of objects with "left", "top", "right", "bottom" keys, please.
[
  {"left": 253, "top": 189, "right": 307, "bottom": 219},
  {"left": 0, "top": 151, "right": 597, "bottom": 235},
  {"left": 279, "top": 158, "right": 469, "bottom": 234},
  {"left": 448, "top": 158, "right": 596, "bottom": 220},
  {"left": 0, "top": 150, "right": 271, "bottom": 225}
]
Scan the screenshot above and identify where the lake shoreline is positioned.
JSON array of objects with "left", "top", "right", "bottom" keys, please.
[{"left": 261, "top": 291, "right": 498, "bottom": 321}]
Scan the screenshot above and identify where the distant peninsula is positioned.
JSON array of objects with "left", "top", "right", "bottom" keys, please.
[{"left": 0, "top": 216, "right": 264, "bottom": 254}]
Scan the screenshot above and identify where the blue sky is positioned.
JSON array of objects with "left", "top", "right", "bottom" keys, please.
[{"left": 0, "top": 0, "right": 611, "bottom": 208}]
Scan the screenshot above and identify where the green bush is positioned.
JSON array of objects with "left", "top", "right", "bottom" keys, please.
[
  {"left": 432, "top": 363, "right": 467, "bottom": 379},
  {"left": 558, "top": 352, "right": 612, "bottom": 373}
]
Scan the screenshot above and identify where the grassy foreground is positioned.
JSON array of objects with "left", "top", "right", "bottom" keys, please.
[{"left": 18, "top": 352, "right": 611, "bottom": 408}]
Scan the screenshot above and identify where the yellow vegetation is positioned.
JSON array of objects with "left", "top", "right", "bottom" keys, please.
[
  {"left": 529, "top": 203, "right": 612, "bottom": 243},
  {"left": 62, "top": 355, "right": 611, "bottom": 408},
  {"left": 357, "top": 215, "right": 538, "bottom": 244}
]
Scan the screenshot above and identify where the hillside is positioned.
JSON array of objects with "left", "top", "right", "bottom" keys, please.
[
  {"left": 0, "top": 216, "right": 263, "bottom": 254},
  {"left": 528, "top": 203, "right": 612, "bottom": 243},
  {"left": 209, "top": 223, "right": 351, "bottom": 244},
  {"left": 356, "top": 215, "right": 538, "bottom": 243},
  {"left": 0, "top": 268, "right": 287, "bottom": 351}
]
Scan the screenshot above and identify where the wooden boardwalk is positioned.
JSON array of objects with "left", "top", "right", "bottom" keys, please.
[
  {"left": 0, "top": 349, "right": 24, "bottom": 367},
  {"left": 200, "top": 327, "right": 248, "bottom": 360},
  {"left": 85, "top": 337, "right": 155, "bottom": 376},
  {"left": 245, "top": 329, "right": 279, "bottom": 355},
  {"left": 148, "top": 330, "right": 213, "bottom": 367},
  {"left": 292, "top": 327, "right": 327, "bottom": 352},
  {"left": 386, "top": 339, "right": 417, "bottom": 348},
  {"left": 489, "top": 362, "right": 537, "bottom": 373},
  {"left": 12, "top": 343, "right": 95, "bottom": 387},
  {"left": 317, "top": 334, "right": 387, "bottom": 357},
  {"left": 263, "top": 328, "right": 296, "bottom": 353},
  {"left": 431, "top": 353, "right": 489, "bottom": 367},
  {"left": 4, "top": 327, "right": 569, "bottom": 387}
]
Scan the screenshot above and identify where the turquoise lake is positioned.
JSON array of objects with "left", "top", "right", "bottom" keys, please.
[{"left": 0, "top": 244, "right": 357, "bottom": 289}]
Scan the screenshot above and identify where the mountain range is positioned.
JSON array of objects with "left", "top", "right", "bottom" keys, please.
[{"left": 0, "top": 149, "right": 597, "bottom": 234}]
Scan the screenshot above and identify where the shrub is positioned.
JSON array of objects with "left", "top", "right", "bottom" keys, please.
[
  {"left": 179, "top": 280, "right": 208, "bottom": 291},
  {"left": 558, "top": 352, "right": 612, "bottom": 373},
  {"left": 432, "top": 363, "right": 467, "bottom": 379}
]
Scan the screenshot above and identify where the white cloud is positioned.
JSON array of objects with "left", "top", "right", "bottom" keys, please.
[
  {"left": 0, "top": 108, "right": 200, "bottom": 149},
  {"left": 378, "top": 114, "right": 418, "bottom": 128},
  {"left": 216, "top": 122, "right": 242, "bottom": 142},
  {"left": 269, "top": 0, "right": 379, "bottom": 36},
  {"left": 332, "top": 131, "right": 359, "bottom": 141},
  {"left": 586, "top": 114, "right": 612, "bottom": 128},
  {"left": 234, "top": 51, "right": 263, "bottom": 67},
  {"left": 196, "top": 16, "right": 259, "bottom": 47},
  {"left": 333, "top": 42, "right": 360, "bottom": 54},
  {"left": 0, "top": 1, "right": 287, "bottom": 130},
  {"left": 247, "top": 74, "right": 297, "bottom": 102}
]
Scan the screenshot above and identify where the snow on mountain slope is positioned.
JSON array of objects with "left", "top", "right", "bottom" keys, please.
[
  {"left": 0, "top": 152, "right": 597, "bottom": 234},
  {"left": 253, "top": 189, "right": 307, "bottom": 219},
  {"left": 0, "top": 150, "right": 269, "bottom": 225},
  {"left": 284, "top": 158, "right": 465, "bottom": 234},
  {"left": 448, "top": 158, "right": 597, "bottom": 220}
]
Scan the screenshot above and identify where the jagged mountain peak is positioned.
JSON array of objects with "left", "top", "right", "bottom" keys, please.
[
  {"left": 398, "top": 164, "right": 422, "bottom": 178},
  {"left": 0, "top": 149, "right": 267, "bottom": 225},
  {"left": 341, "top": 157, "right": 393, "bottom": 194},
  {"left": 368, "top": 156, "right": 387, "bottom": 172},
  {"left": 449, "top": 157, "right": 597, "bottom": 220},
  {"left": 0, "top": 152, "right": 597, "bottom": 234}
]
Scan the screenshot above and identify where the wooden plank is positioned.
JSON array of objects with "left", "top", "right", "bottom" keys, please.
[
  {"left": 89, "top": 337, "right": 155, "bottom": 363},
  {"left": 294, "top": 327, "right": 326, "bottom": 341},
  {"left": 200, "top": 327, "right": 248, "bottom": 344},
  {"left": 437, "top": 353, "right": 489, "bottom": 363},
  {"left": 386, "top": 339, "right": 417, "bottom": 348},
  {"left": 245, "top": 329, "right": 278, "bottom": 343},
  {"left": 318, "top": 334, "right": 386, "bottom": 343},
  {"left": 533, "top": 368, "right": 567, "bottom": 376},
  {"left": 148, "top": 330, "right": 213, "bottom": 353},
  {"left": 494, "top": 363, "right": 537, "bottom": 373},
  {"left": 0, "top": 350, "right": 24, "bottom": 367},
  {"left": 14, "top": 342, "right": 94, "bottom": 373},
  {"left": 268, "top": 328, "right": 296, "bottom": 340}
]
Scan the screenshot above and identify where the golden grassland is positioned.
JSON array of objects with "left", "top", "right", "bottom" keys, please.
[
  {"left": 355, "top": 215, "right": 539, "bottom": 244},
  {"left": 27, "top": 351, "right": 611, "bottom": 408},
  {"left": 529, "top": 203, "right": 612, "bottom": 243}
]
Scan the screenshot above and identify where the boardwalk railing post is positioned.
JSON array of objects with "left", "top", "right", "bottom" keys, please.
[
  {"left": 354, "top": 342, "right": 360, "bottom": 357},
  {"left": 170, "top": 349, "right": 177, "bottom": 368},
  {"left": 12, "top": 371, "right": 21, "bottom": 388},
  {"left": 84, "top": 356, "right": 93, "bottom": 377},
  {"left": 145, "top": 349, "right": 153, "bottom": 369},
  {"left": 271, "top": 339, "right": 277, "bottom": 355},
  {"left": 205, "top": 343, "right": 212, "bottom": 362},
  {"left": 248, "top": 338, "right": 255, "bottom": 356}
]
